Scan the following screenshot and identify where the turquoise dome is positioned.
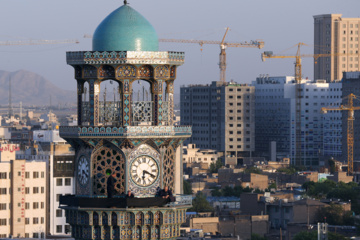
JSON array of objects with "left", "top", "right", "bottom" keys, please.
[{"left": 93, "top": 5, "right": 159, "bottom": 51}]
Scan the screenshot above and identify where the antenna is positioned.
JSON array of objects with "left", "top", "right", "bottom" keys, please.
[{"left": 8, "top": 76, "right": 13, "bottom": 118}]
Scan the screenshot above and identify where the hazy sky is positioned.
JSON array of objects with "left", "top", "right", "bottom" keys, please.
[{"left": 1, "top": 0, "right": 359, "bottom": 94}]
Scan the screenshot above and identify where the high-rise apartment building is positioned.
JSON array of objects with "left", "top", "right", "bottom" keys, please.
[
  {"left": 0, "top": 144, "right": 47, "bottom": 239},
  {"left": 180, "top": 81, "right": 255, "bottom": 165},
  {"left": 314, "top": 14, "right": 360, "bottom": 82},
  {"left": 14, "top": 130, "right": 75, "bottom": 237},
  {"left": 253, "top": 76, "right": 342, "bottom": 166}
]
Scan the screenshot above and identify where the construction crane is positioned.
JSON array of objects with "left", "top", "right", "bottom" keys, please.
[
  {"left": 159, "top": 27, "right": 264, "bottom": 82},
  {"left": 261, "top": 43, "right": 360, "bottom": 167},
  {"left": 261, "top": 43, "right": 306, "bottom": 166},
  {"left": 84, "top": 28, "right": 265, "bottom": 82},
  {"left": 0, "top": 39, "right": 79, "bottom": 46},
  {"left": 321, "top": 94, "right": 360, "bottom": 175}
]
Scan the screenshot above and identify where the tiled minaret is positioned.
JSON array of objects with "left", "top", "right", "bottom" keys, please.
[{"left": 59, "top": 2, "right": 192, "bottom": 239}]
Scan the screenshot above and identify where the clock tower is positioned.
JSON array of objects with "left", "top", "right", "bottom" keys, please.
[{"left": 59, "top": 2, "right": 192, "bottom": 240}]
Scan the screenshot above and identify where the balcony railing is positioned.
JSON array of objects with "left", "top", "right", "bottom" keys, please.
[
  {"left": 81, "top": 101, "right": 170, "bottom": 126},
  {"left": 60, "top": 125, "right": 192, "bottom": 138}
]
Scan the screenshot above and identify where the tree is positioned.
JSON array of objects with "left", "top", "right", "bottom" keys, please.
[
  {"left": 251, "top": 233, "right": 267, "bottom": 240},
  {"left": 245, "top": 167, "right": 262, "bottom": 174},
  {"left": 210, "top": 187, "right": 222, "bottom": 197},
  {"left": 316, "top": 203, "right": 355, "bottom": 226},
  {"left": 293, "top": 231, "right": 317, "bottom": 240},
  {"left": 183, "top": 180, "right": 192, "bottom": 195},
  {"left": 188, "top": 192, "right": 213, "bottom": 212},
  {"left": 293, "top": 231, "right": 347, "bottom": 240},
  {"left": 210, "top": 158, "right": 223, "bottom": 173}
]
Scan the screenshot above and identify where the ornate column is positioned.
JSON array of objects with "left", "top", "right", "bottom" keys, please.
[
  {"left": 77, "top": 80, "right": 84, "bottom": 126},
  {"left": 120, "top": 79, "right": 132, "bottom": 126},
  {"left": 89, "top": 79, "right": 101, "bottom": 126},
  {"left": 152, "top": 79, "right": 163, "bottom": 126},
  {"left": 166, "top": 80, "right": 174, "bottom": 126}
]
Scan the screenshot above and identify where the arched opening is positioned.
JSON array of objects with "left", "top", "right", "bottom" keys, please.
[
  {"left": 99, "top": 79, "right": 122, "bottom": 126},
  {"left": 81, "top": 81, "right": 90, "bottom": 125},
  {"left": 131, "top": 80, "right": 152, "bottom": 126},
  {"left": 102, "top": 212, "right": 108, "bottom": 225}
]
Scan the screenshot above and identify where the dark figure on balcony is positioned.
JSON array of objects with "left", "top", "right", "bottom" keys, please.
[
  {"left": 125, "top": 190, "right": 134, "bottom": 199},
  {"left": 159, "top": 186, "right": 175, "bottom": 202},
  {"left": 107, "top": 173, "right": 117, "bottom": 198}
]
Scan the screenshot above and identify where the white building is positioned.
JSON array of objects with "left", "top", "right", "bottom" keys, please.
[
  {"left": 0, "top": 143, "right": 47, "bottom": 239},
  {"left": 182, "top": 144, "right": 221, "bottom": 166},
  {"left": 17, "top": 130, "right": 75, "bottom": 236},
  {"left": 253, "top": 76, "right": 342, "bottom": 166}
]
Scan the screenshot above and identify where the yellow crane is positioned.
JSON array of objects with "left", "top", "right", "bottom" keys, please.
[
  {"left": 84, "top": 29, "right": 265, "bottom": 82},
  {"left": 261, "top": 43, "right": 360, "bottom": 167},
  {"left": 159, "top": 27, "right": 264, "bottom": 82},
  {"left": 0, "top": 39, "right": 79, "bottom": 46},
  {"left": 261, "top": 43, "right": 306, "bottom": 166},
  {"left": 321, "top": 94, "right": 360, "bottom": 175}
]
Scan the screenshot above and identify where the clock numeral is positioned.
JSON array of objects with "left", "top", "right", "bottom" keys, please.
[
  {"left": 133, "top": 174, "right": 138, "bottom": 179},
  {"left": 142, "top": 158, "right": 146, "bottom": 163},
  {"left": 152, "top": 169, "right": 157, "bottom": 173},
  {"left": 137, "top": 178, "right": 141, "bottom": 183},
  {"left": 137, "top": 160, "right": 141, "bottom": 165},
  {"left": 142, "top": 179, "right": 146, "bottom": 185},
  {"left": 150, "top": 164, "right": 155, "bottom": 167},
  {"left": 132, "top": 170, "right": 137, "bottom": 173}
]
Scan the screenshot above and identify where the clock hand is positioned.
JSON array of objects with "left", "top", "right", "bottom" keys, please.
[{"left": 143, "top": 170, "right": 156, "bottom": 178}]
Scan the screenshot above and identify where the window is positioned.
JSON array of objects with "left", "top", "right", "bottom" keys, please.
[
  {"left": 56, "top": 194, "right": 62, "bottom": 202},
  {"left": 33, "top": 218, "right": 39, "bottom": 224},
  {"left": 0, "top": 188, "right": 7, "bottom": 195},
  {"left": 0, "top": 203, "right": 6, "bottom": 210},
  {"left": 0, "top": 219, "right": 6, "bottom": 225},
  {"left": 41, "top": 172, "right": 44, "bottom": 178},
  {"left": 56, "top": 225, "right": 63, "bottom": 233},
  {"left": 0, "top": 173, "right": 7, "bottom": 179},
  {"left": 56, "top": 209, "right": 63, "bottom": 217},
  {"left": 41, "top": 217, "right": 44, "bottom": 224},
  {"left": 25, "top": 203, "right": 30, "bottom": 209},
  {"left": 56, "top": 178, "right": 63, "bottom": 186},
  {"left": 237, "top": 145, "right": 241, "bottom": 148},
  {"left": 25, "top": 218, "right": 30, "bottom": 225},
  {"left": 33, "top": 172, "right": 39, "bottom": 179},
  {"left": 65, "top": 225, "right": 71, "bottom": 234},
  {"left": 41, "top": 187, "right": 44, "bottom": 193},
  {"left": 229, "top": 138, "right": 233, "bottom": 141},
  {"left": 33, "top": 202, "right": 39, "bottom": 209},
  {"left": 33, "top": 187, "right": 39, "bottom": 194},
  {"left": 33, "top": 233, "right": 39, "bottom": 238},
  {"left": 17, "top": 218, "right": 21, "bottom": 222},
  {"left": 18, "top": 171, "right": 21, "bottom": 176},
  {"left": 25, "top": 188, "right": 30, "bottom": 194},
  {"left": 25, "top": 234, "right": 29, "bottom": 238},
  {"left": 41, "top": 202, "right": 44, "bottom": 209},
  {"left": 25, "top": 172, "right": 30, "bottom": 179}
]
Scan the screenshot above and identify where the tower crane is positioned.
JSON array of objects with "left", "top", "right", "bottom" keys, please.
[
  {"left": 321, "top": 94, "right": 360, "bottom": 175},
  {"left": 84, "top": 28, "right": 265, "bottom": 83},
  {"left": 0, "top": 39, "right": 79, "bottom": 46},
  {"left": 261, "top": 43, "right": 360, "bottom": 167},
  {"left": 159, "top": 27, "right": 264, "bottom": 83}
]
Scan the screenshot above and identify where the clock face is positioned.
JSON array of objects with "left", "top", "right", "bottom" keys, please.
[
  {"left": 77, "top": 156, "right": 89, "bottom": 186},
  {"left": 130, "top": 156, "right": 159, "bottom": 187}
]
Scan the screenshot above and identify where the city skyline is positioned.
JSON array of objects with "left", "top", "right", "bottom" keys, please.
[{"left": 1, "top": 0, "right": 359, "bottom": 95}]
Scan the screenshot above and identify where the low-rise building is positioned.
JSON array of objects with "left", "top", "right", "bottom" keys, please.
[{"left": 183, "top": 144, "right": 221, "bottom": 165}]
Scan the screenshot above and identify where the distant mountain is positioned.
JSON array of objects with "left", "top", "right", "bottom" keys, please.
[{"left": 0, "top": 70, "right": 76, "bottom": 106}]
